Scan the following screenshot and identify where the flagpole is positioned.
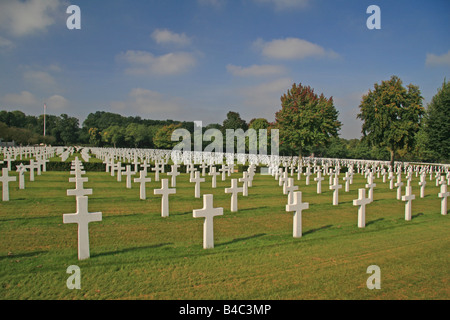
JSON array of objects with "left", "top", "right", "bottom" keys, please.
[{"left": 43, "top": 103, "right": 46, "bottom": 137}]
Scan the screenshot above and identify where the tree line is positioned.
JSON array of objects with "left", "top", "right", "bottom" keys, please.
[{"left": 1, "top": 77, "right": 448, "bottom": 163}]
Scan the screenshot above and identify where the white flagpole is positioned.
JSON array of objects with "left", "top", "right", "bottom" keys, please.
[{"left": 43, "top": 103, "right": 46, "bottom": 137}]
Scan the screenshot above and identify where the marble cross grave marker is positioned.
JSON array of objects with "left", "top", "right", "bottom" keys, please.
[
  {"left": 285, "top": 191, "right": 309, "bottom": 238},
  {"left": 67, "top": 176, "right": 93, "bottom": 198},
  {"left": 190, "top": 171, "right": 205, "bottom": 198},
  {"left": 16, "top": 163, "right": 27, "bottom": 190},
  {"left": 353, "top": 188, "right": 372, "bottom": 228},
  {"left": 285, "top": 177, "right": 298, "bottom": 205},
  {"left": 0, "top": 167, "right": 16, "bottom": 201},
  {"left": 63, "top": 196, "right": 102, "bottom": 260},
  {"left": 329, "top": 175, "right": 342, "bottom": 206},
  {"left": 225, "top": 178, "right": 243, "bottom": 212},
  {"left": 365, "top": 173, "right": 376, "bottom": 202},
  {"left": 154, "top": 179, "right": 176, "bottom": 217},
  {"left": 401, "top": 185, "right": 415, "bottom": 221},
  {"left": 167, "top": 164, "right": 180, "bottom": 187},
  {"left": 122, "top": 165, "right": 136, "bottom": 189},
  {"left": 438, "top": 183, "right": 449, "bottom": 216},
  {"left": 419, "top": 173, "right": 427, "bottom": 198},
  {"left": 134, "top": 170, "right": 152, "bottom": 200},
  {"left": 314, "top": 171, "right": 324, "bottom": 194},
  {"left": 193, "top": 194, "right": 223, "bottom": 249}
]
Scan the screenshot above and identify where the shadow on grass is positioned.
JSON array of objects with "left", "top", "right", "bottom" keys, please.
[
  {"left": 303, "top": 225, "right": 333, "bottom": 236},
  {"left": 412, "top": 212, "right": 424, "bottom": 219},
  {"left": 236, "top": 206, "right": 270, "bottom": 213},
  {"left": 92, "top": 243, "right": 173, "bottom": 258},
  {"left": 0, "top": 250, "right": 47, "bottom": 261},
  {"left": 366, "top": 218, "right": 384, "bottom": 226},
  {"left": 216, "top": 233, "right": 266, "bottom": 247}
]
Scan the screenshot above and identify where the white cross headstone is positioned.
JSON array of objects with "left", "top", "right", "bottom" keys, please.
[
  {"left": 365, "top": 173, "right": 376, "bottom": 202},
  {"left": 401, "top": 185, "right": 415, "bottom": 221},
  {"left": 388, "top": 171, "right": 395, "bottom": 189},
  {"left": 122, "top": 165, "right": 136, "bottom": 189},
  {"left": 285, "top": 177, "right": 298, "bottom": 205},
  {"left": 167, "top": 164, "right": 180, "bottom": 187},
  {"left": 219, "top": 164, "right": 228, "bottom": 181},
  {"left": 418, "top": 173, "right": 426, "bottom": 198},
  {"left": 304, "top": 167, "right": 312, "bottom": 185},
  {"left": 193, "top": 194, "right": 223, "bottom": 249},
  {"left": 343, "top": 172, "right": 350, "bottom": 192},
  {"left": 353, "top": 188, "right": 371, "bottom": 228},
  {"left": 329, "top": 175, "right": 342, "bottom": 206},
  {"left": 67, "top": 176, "right": 93, "bottom": 198},
  {"left": 116, "top": 162, "right": 124, "bottom": 182},
  {"left": 190, "top": 171, "right": 205, "bottom": 198},
  {"left": 239, "top": 171, "right": 251, "bottom": 196},
  {"left": 200, "top": 162, "right": 208, "bottom": 176},
  {"left": 16, "top": 163, "right": 27, "bottom": 190},
  {"left": 152, "top": 162, "right": 162, "bottom": 182},
  {"left": 286, "top": 191, "right": 309, "bottom": 238},
  {"left": 134, "top": 170, "right": 152, "bottom": 200},
  {"left": 438, "top": 183, "right": 449, "bottom": 216},
  {"left": 63, "top": 196, "right": 102, "bottom": 260},
  {"left": 314, "top": 171, "right": 324, "bottom": 194},
  {"left": 154, "top": 179, "right": 176, "bottom": 217},
  {"left": 279, "top": 170, "right": 288, "bottom": 188},
  {"left": 209, "top": 166, "right": 220, "bottom": 188},
  {"left": 26, "top": 159, "right": 36, "bottom": 182},
  {"left": 0, "top": 167, "right": 16, "bottom": 201},
  {"left": 225, "top": 178, "right": 243, "bottom": 212},
  {"left": 395, "top": 174, "right": 404, "bottom": 200}
]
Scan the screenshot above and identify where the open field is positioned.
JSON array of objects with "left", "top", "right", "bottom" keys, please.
[{"left": 1, "top": 165, "right": 449, "bottom": 300}]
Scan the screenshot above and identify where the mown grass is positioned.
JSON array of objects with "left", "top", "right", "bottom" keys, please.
[{"left": 0, "top": 164, "right": 449, "bottom": 300}]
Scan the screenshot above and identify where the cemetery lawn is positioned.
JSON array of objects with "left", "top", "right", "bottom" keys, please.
[{"left": 1, "top": 170, "right": 449, "bottom": 300}]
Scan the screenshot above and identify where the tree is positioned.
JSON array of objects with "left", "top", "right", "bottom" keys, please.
[
  {"left": 88, "top": 127, "right": 102, "bottom": 146},
  {"left": 423, "top": 80, "right": 450, "bottom": 162},
  {"left": 102, "top": 125, "right": 125, "bottom": 148},
  {"left": 357, "top": 75, "right": 424, "bottom": 167},
  {"left": 153, "top": 123, "right": 182, "bottom": 149},
  {"left": 222, "top": 111, "right": 248, "bottom": 132},
  {"left": 275, "top": 83, "right": 341, "bottom": 157},
  {"left": 57, "top": 114, "right": 80, "bottom": 145}
]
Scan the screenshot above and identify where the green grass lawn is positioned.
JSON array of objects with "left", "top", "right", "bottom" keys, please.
[{"left": 0, "top": 164, "right": 449, "bottom": 300}]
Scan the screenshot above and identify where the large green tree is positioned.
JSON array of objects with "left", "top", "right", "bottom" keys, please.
[
  {"left": 222, "top": 111, "right": 248, "bottom": 131},
  {"left": 357, "top": 75, "right": 424, "bottom": 167},
  {"left": 275, "top": 83, "right": 341, "bottom": 157},
  {"left": 423, "top": 80, "right": 450, "bottom": 162}
]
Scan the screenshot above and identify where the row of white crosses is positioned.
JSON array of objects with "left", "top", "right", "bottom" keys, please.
[
  {"left": 63, "top": 157, "right": 102, "bottom": 260},
  {"left": 1, "top": 150, "right": 54, "bottom": 201}
]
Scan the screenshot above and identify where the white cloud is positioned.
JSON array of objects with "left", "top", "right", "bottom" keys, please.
[
  {"left": 426, "top": 50, "right": 450, "bottom": 67},
  {"left": 151, "top": 29, "right": 192, "bottom": 46},
  {"left": 46, "top": 95, "right": 69, "bottom": 111},
  {"left": 3, "top": 91, "right": 37, "bottom": 107},
  {"left": 23, "top": 70, "right": 56, "bottom": 87},
  {"left": 253, "top": 0, "right": 309, "bottom": 11},
  {"left": 0, "top": 36, "right": 14, "bottom": 50},
  {"left": 118, "top": 50, "right": 197, "bottom": 76},
  {"left": 255, "top": 37, "right": 339, "bottom": 60},
  {"left": 227, "top": 64, "right": 286, "bottom": 77},
  {"left": 110, "top": 88, "right": 184, "bottom": 119},
  {"left": 0, "top": 0, "right": 64, "bottom": 37}
]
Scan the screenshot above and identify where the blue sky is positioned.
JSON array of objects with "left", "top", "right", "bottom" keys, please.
[{"left": 0, "top": 0, "right": 449, "bottom": 139}]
